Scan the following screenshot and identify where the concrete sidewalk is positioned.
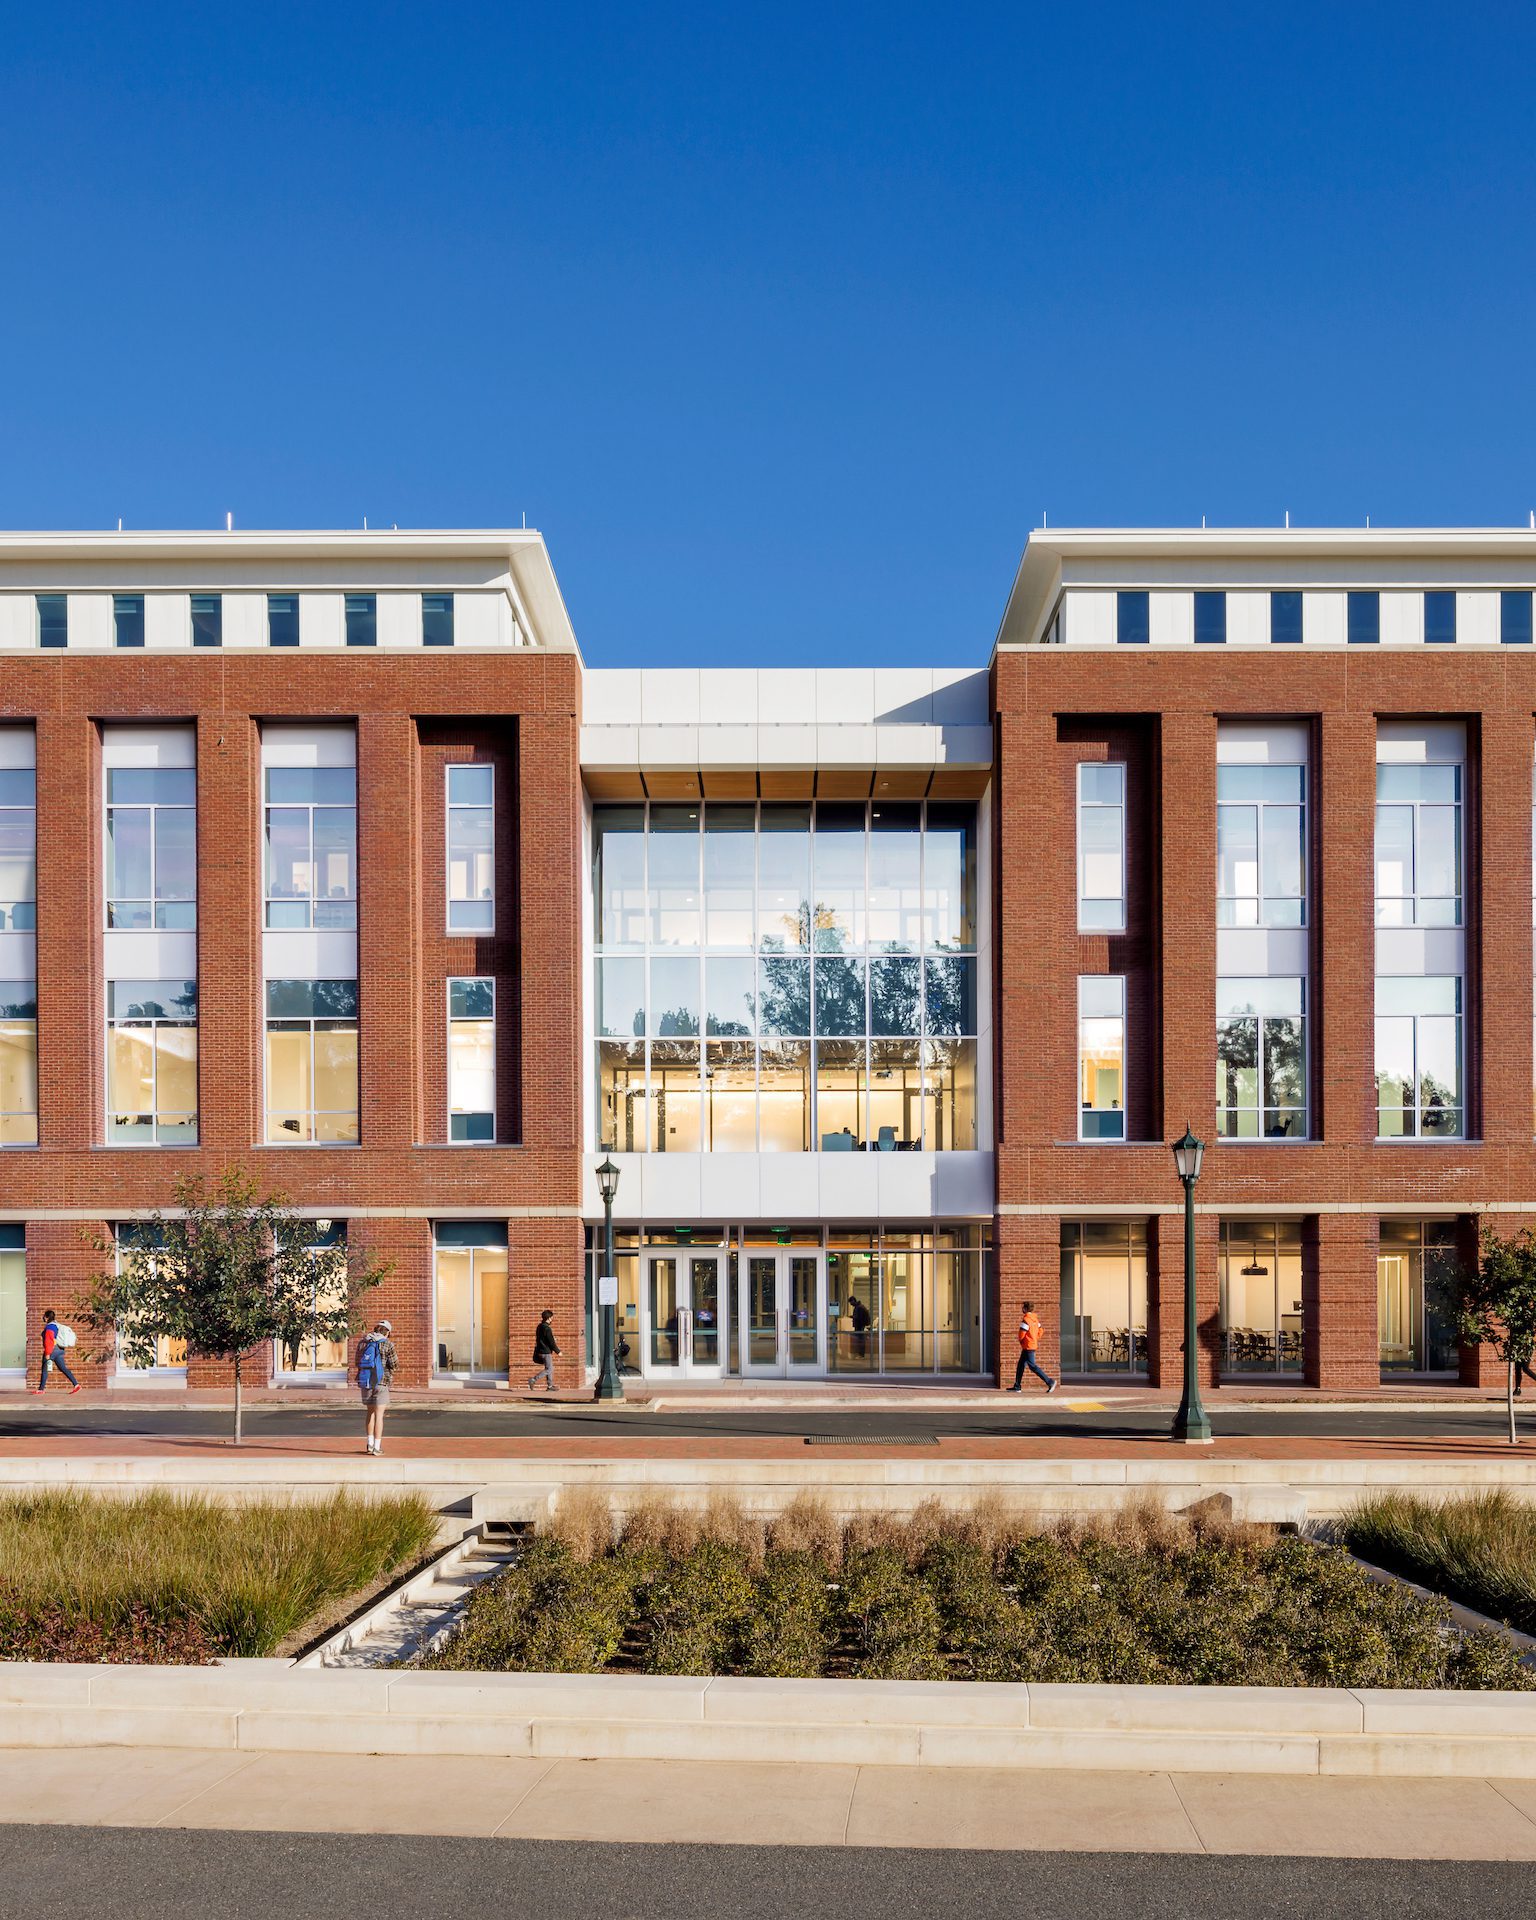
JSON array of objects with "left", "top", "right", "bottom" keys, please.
[{"left": 4, "top": 1746, "right": 1536, "bottom": 1857}]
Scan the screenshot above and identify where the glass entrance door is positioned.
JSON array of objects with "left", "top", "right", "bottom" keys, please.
[
  {"left": 644, "top": 1251, "right": 724, "bottom": 1377},
  {"left": 742, "top": 1251, "right": 824, "bottom": 1375}
]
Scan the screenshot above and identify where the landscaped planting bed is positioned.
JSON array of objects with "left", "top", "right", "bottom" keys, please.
[
  {"left": 0, "top": 1489, "right": 439, "bottom": 1663},
  {"left": 421, "top": 1494, "right": 1535, "bottom": 1689},
  {"left": 1344, "top": 1491, "right": 1536, "bottom": 1639}
]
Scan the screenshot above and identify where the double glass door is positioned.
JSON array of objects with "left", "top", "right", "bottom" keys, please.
[
  {"left": 742, "top": 1251, "right": 824, "bottom": 1376},
  {"left": 645, "top": 1252, "right": 723, "bottom": 1376}
]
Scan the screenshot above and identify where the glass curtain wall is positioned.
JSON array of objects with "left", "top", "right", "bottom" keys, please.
[
  {"left": 1378, "top": 1219, "right": 1459, "bottom": 1373},
  {"left": 583, "top": 1223, "right": 988, "bottom": 1376},
  {"left": 1219, "top": 1220, "right": 1303, "bottom": 1372},
  {"left": 277, "top": 1224, "right": 350, "bottom": 1375},
  {"left": 0, "top": 1228, "right": 24, "bottom": 1373},
  {"left": 593, "top": 801, "right": 978, "bottom": 1153},
  {"left": 1058, "top": 1221, "right": 1149, "bottom": 1373}
]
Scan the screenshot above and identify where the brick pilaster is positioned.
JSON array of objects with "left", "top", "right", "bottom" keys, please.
[
  {"left": 1150, "top": 1206, "right": 1220, "bottom": 1388},
  {"left": 993, "top": 1210, "right": 1062, "bottom": 1382},
  {"left": 509, "top": 1213, "right": 586, "bottom": 1387},
  {"left": 1309, "top": 1211, "right": 1378, "bottom": 1389}
]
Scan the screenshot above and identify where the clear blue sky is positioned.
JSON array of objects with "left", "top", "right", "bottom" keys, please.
[{"left": 2, "top": 3, "right": 1533, "bottom": 667}]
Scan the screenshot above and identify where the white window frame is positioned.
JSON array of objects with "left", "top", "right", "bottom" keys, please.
[
  {"left": 448, "top": 976, "right": 496, "bottom": 1143},
  {"left": 0, "top": 981, "right": 38, "bottom": 1149},
  {"left": 111, "top": 1235, "right": 188, "bottom": 1382},
  {"left": 1374, "top": 761, "right": 1463, "bottom": 928},
  {"left": 1374, "top": 976, "right": 1463, "bottom": 1141},
  {"left": 262, "top": 766, "right": 358, "bottom": 930},
  {"left": 1077, "top": 975, "right": 1126, "bottom": 1142},
  {"left": 104, "top": 766, "right": 198, "bottom": 931},
  {"left": 273, "top": 1238, "right": 351, "bottom": 1380},
  {"left": 446, "top": 763, "right": 495, "bottom": 933},
  {"left": 1216, "top": 977, "right": 1308, "bottom": 1142},
  {"left": 105, "top": 981, "right": 198, "bottom": 1147},
  {"left": 263, "top": 979, "right": 361, "bottom": 1147},
  {"left": 0, "top": 762, "right": 36, "bottom": 933},
  {"left": 1216, "top": 762, "right": 1307, "bottom": 928},
  {"left": 1076, "top": 762, "right": 1126, "bottom": 933}
]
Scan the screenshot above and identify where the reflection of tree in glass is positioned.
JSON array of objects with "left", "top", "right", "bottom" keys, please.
[
  {"left": 924, "top": 957, "right": 974, "bottom": 1035},
  {"left": 815, "top": 959, "right": 865, "bottom": 1036},
  {"left": 653, "top": 1005, "right": 699, "bottom": 1037},
  {"left": 1264, "top": 1018, "right": 1303, "bottom": 1108},
  {"left": 870, "top": 958, "right": 921, "bottom": 1037},
  {"left": 758, "top": 959, "right": 811, "bottom": 1036}
]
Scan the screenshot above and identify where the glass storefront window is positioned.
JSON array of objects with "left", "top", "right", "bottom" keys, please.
[
  {"left": 1378, "top": 1219, "right": 1459, "bottom": 1373},
  {"left": 1219, "top": 1220, "right": 1303, "bottom": 1372},
  {"left": 434, "top": 1227, "right": 509, "bottom": 1376},
  {"left": 278, "top": 1228, "right": 351, "bottom": 1374},
  {"left": 1059, "top": 1221, "right": 1148, "bottom": 1372},
  {"left": 0, "top": 1231, "right": 24, "bottom": 1371},
  {"left": 593, "top": 800, "right": 979, "bottom": 1152}
]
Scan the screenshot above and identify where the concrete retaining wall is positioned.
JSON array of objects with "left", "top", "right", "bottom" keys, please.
[{"left": 1, "top": 1665, "right": 1534, "bottom": 1778}]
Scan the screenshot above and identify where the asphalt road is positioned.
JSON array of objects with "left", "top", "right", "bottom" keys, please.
[
  {"left": 0, "top": 1401, "right": 1528, "bottom": 1441},
  {"left": 0, "top": 1827, "right": 1530, "bottom": 1919}
]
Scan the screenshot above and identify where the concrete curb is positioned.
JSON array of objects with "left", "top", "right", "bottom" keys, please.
[{"left": 1, "top": 1666, "right": 1534, "bottom": 1776}]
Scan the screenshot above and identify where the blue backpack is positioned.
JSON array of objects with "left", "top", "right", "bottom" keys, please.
[{"left": 358, "top": 1336, "right": 383, "bottom": 1390}]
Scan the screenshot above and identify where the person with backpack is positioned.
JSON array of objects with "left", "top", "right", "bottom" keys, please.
[
  {"left": 1008, "top": 1302, "right": 1058, "bottom": 1395},
  {"left": 356, "top": 1318, "right": 397, "bottom": 1454},
  {"left": 34, "top": 1310, "right": 82, "bottom": 1395},
  {"left": 527, "top": 1309, "right": 560, "bottom": 1392}
]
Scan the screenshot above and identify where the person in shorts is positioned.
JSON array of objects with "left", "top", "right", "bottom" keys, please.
[{"left": 357, "top": 1318, "right": 397, "bottom": 1455}]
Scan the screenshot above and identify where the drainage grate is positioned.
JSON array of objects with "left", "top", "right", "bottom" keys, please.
[{"left": 804, "top": 1434, "right": 939, "bottom": 1446}]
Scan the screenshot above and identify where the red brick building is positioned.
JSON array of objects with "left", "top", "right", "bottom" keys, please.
[{"left": 0, "top": 525, "right": 1529, "bottom": 1395}]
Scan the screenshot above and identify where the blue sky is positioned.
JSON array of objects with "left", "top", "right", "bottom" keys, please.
[{"left": 2, "top": 3, "right": 1533, "bottom": 666}]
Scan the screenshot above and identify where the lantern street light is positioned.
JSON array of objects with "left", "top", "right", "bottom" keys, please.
[
  {"left": 1170, "top": 1126, "right": 1212, "bottom": 1445},
  {"left": 593, "top": 1157, "right": 625, "bottom": 1402}
]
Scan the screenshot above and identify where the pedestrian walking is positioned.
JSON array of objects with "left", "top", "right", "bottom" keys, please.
[
  {"left": 356, "top": 1318, "right": 397, "bottom": 1455},
  {"left": 1514, "top": 1356, "right": 1536, "bottom": 1398},
  {"left": 33, "top": 1311, "right": 82, "bottom": 1395},
  {"left": 528, "top": 1309, "right": 560, "bottom": 1391},
  {"left": 1009, "top": 1303, "right": 1058, "bottom": 1395}
]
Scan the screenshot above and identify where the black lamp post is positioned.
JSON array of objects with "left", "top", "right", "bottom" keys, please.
[
  {"left": 593, "top": 1156, "right": 625, "bottom": 1403},
  {"left": 1170, "top": 1126, "right": 1212, "bottom": 1445}
]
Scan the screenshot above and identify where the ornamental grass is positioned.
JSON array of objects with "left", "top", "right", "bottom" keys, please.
[
  {"left": 422, "top": 1494, "right": 1534, "bottom": 1689},
  {"left": 1344, "top": 1490, "right": 1536, "bottom": 1638},
  {"left": 0, "top": 1489, "right": 439, "bottom": 1662}
]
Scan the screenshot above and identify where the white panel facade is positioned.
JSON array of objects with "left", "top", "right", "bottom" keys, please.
[
  {"left": 1381, "top": 591, "right": 1424, "bottom": 646},
  {"left": 298, "top": 591, "right": 344, "bottom": 649},
  {"left": 144, "top": 593, "right": 190, "bottom": 650},
  {"left": 377, "top": 591, "right": 419, "bottom": 649},
  {"left": 102, "top": 724, "right": 196, "bottom": 769},
  {"left": 1303, "top": 591, "right": 1346, "bottom": 646},
  {"left": 1149, "top": 591, "right": 1193, "bottom": 646},
  {"left": 454, "top": 593, "right": 502, "bottom": 648},
  {"left": 1064, "top": 590, "right": 1115, "bottom": 646},
  {"left": 1457, "top": 590, "right": 1499, "bottom": 645},
  {"left": 70, "top": 592, "right": 113, "bottom": 650},
  {"left": 0, "top": 597, "right": 35, "bottom": 649},
  {"left": 222, "top": 591, "right": 267, "bottom": 649},
  {"left": 1225, "top": 591, "right": 1270, "bottom": 646}
]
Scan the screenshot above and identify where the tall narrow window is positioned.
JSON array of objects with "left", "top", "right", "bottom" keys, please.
[
  {"left": 267, "top": 593, "right": 299, "bottom": 647},
  {"left": 1424, "top": 592, "right": 1456, "bottom": 645},
  {"left": 36, "top": 595, "right": 66, "bottom": 649},
  {"left": 1116, "top": 591, "right": 1150, "bottom": 645},
  {"left": 190, "top": 594, "right": 222, "bottom": 648},
  {"left": 434, "top": 1225, "right": 509, "bottom": 1376},
  {"left": 422, "top": 593, "right": 454, "bottom": 647},
  {"left": 0, "top": 763, "right": 36, "bottom": 931},
  {"left": 264, "top": 978, "right": 359, "bottom": 1144},
  {"left": 1502, "top": 590, "right": 1533, "bottom": 646},
  {"left": 106, "top": 980, "right": 197, "bottom": 1144},
  {"left": 1347, "top": 591, "right": 1380, "bottom": 644},
  {"left": 265, "top": 766, "right": 357, "bottom": 928},
  {"left": 113, "top": 595, "right": 145, "bottom": 648},
  {"left": 446, "top": 764, "right": 494, "bottom": 930},
  {"left": 1375, "top": 977, "right": 1462, "bottom": 1138},
  {"left": 1078, "top": 976, "right": 1125, "bottom": 1140},
  {"left": 1216, "top": 978, "right": 1306, "bottom": 1139},
  {"left": 448, "top": 977, "right": 495, "bottom": 1141},
  {"left": 1375, "top": 762, "right": 1462, "bottom": 926},
  {"left": 1194, "top": 592, "right": 1226, "bottom": 644},
  {"left": 1217, "top": 763, "right": 1306, "bottom": 927},
  {"left": 278, "top": 1225, "right": 350, "bottom": 1375},
  {"left": 114, "top": 1230, "right": 188, "bottom": 1371},
  {"left": 0, "top": 1227, "right": 24, "bottom": 1373},
  {"left": 0, "top": 984, "right": 37, "bottom": 1146},
  {"left": 344, "top": 594, "right": 376, "bottom": 647},
  {"left": 1077, "top": 763, "right": 1126, "bottom": 931},
  {"left": 106, "top": 766, "right": 196, "bottom": 929}
]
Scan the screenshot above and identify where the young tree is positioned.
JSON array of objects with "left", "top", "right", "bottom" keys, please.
[
  {"left": 80, "top": 1167, "right": 391, "bottom": 1445},
  {"left": 1457, "top": 1226, "right": 1536, "bottom": 1447}
]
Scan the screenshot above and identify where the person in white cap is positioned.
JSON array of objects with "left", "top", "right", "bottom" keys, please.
[{"left": 356, "top": 1318, "right": 398, "bottom": 1455}]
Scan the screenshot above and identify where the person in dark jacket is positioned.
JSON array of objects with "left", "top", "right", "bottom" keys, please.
[{"left": 528, "top": 1310, "right": 560, "bottom": 1392}]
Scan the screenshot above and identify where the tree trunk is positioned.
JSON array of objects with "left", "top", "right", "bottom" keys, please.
[
  {"left": 1509, "top": 1356, "right": 1518, "bottom": 1448},
  {"left": 233, "top": 1354, "right": 243, "bottom": 1448}
]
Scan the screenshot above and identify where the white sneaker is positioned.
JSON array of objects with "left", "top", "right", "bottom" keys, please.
[{"left": 1046, "top": 1380, "right": 1058, "bottom": 1396}]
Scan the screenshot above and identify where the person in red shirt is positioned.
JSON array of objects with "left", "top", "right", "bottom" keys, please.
[
  {"left": 34, "top": 1310, "right": 82, "bottom": 1395},
  {"left": 1008, "top": 1302, "right": 1057, "bottom": 1395}
]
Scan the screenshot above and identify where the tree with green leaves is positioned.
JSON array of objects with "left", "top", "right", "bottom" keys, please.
[
  {"left": 1457, "top": 1225, "right": 1536, "bottom": 1447},
  {"left": 80, "top": 1168, "right": 392, "bottom": 1445}
]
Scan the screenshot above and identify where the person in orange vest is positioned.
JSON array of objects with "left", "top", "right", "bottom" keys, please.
[{"left": 1009, "top": 1302, "right": 1057, "bottom": 1394}]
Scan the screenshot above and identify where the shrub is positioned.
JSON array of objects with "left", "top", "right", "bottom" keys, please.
[
  {"left": 429, "top": 1536, "right": 637, "bottom": 1673},
  {"left": 921, "top": 1533, "right": 1033, "bottom": 1681},
  {"left": 642, "top": 1537, "right": 758, "bottom": 1675},
  {"left": 838, "top": 1543, "right": 947, "bottom": 1679},
  {"left": 743, "top": 1550, "right": 835, "bottom": 1678}
]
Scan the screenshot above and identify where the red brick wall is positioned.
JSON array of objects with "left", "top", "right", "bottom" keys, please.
[
  {"left": 4, "top": 652, "right": 584, "bottom": 1387},
  {"left": 993, "top": 645, "right": 1536, "bottom": 1388}
]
